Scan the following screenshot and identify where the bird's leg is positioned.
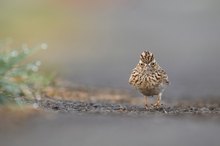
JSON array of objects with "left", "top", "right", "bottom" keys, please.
[
  {"left": 153, "top": 93, "right": 162, "bottom": 108},
  {"left": 144, "top": 96, "right": 149, "bottom": 109}
]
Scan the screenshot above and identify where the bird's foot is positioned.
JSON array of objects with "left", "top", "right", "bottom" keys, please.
[
  {"left": 145, "top": 104, "right": 149, "bottom": 110},
  {"left": 153, "top": 102, "right": 161, "bottom": 108}
]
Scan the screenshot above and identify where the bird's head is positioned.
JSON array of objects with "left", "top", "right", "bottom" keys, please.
[{"left": 140, "top": 50, "right": 155, "bottom": 64}]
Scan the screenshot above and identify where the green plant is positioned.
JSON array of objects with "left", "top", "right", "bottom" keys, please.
[{"left": 0, "top": 42, "right": 53, "bottom": 104}]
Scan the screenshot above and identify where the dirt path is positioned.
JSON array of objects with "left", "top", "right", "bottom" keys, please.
[{"left": 39, "top": 99, "right": 220, "bottom": 115}]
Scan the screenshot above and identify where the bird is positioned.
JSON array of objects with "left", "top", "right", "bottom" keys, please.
[{"left": 129, "top": 50, "right": 169, "bottom": 108}]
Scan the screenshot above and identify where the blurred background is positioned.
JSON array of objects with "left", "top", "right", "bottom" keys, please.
[{"left": 1, "top": 0, "right": 220, "bottom": 99}]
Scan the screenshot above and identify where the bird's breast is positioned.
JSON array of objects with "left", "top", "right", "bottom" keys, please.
[{"left": 138, "top": 84, "right": 165, "bottom": 96}]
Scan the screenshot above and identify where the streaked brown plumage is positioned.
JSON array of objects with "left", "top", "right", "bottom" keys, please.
[{"left": 129, "top": 50, "right": 169, "bottom": 108}]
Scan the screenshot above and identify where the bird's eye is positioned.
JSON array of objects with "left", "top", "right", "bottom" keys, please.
[{"left": 151, "top": 62, "right": 155, "bottom": 66}]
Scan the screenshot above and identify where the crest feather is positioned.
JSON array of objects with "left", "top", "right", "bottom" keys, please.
[{"left": 140, "top": 51, "right": 154, "bottom": 64}]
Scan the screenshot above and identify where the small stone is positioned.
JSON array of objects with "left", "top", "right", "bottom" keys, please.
[
  {"left": 209, "top": 106, "right": 215, "bottom": 111},
  {"left": 33, "top": 103, "right": 39, "bottom": 109},
  {"left": 52, "top": 106, "right": 60, "bottom": 110},
  {"left": 163, "top": 109, "right": 168, "bottom": 114},
  {"left": 200, "top": 107, "right": 210, "bottom": 113}
]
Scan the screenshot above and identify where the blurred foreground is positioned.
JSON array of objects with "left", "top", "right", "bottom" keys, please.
[{"left": 0, "top": 110, "right": 220, "bottom": 146}]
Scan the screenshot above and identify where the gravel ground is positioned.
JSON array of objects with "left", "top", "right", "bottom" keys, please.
[{"left": 38, "top": 99, "right": 220, "bottom": 115}]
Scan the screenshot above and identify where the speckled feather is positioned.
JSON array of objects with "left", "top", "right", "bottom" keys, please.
[{"left": 129, "top": 51, "right": 169, "bottom": 96}]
